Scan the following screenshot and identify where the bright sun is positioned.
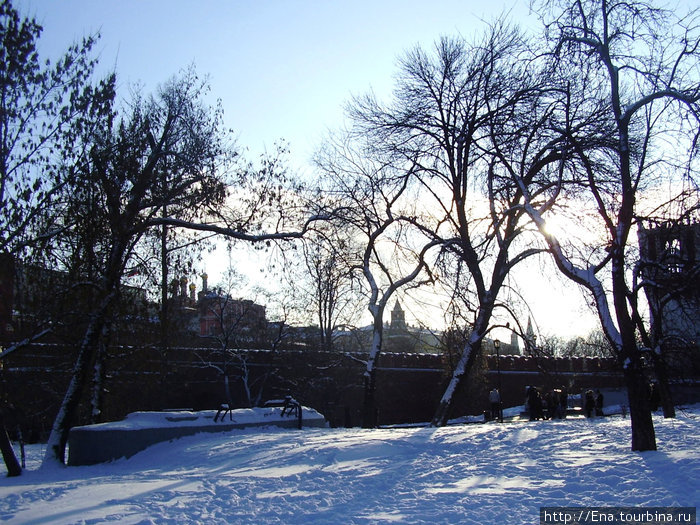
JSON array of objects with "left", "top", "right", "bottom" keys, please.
[{"left": 542, "top": 214, "right": 568, "bottom": 239}]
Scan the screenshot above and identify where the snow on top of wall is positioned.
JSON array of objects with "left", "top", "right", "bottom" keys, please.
[{"left": 74, "top": 406, "right": 325, "bottom": 431}]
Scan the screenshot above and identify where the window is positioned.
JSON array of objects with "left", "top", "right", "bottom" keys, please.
[{"left": 666, "top": 237, "right": 683, "bottom": 273}]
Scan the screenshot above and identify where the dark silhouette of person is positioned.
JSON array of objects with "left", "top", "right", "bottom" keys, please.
[
  {"left": 550, "top": 389, "right": 563, "bottom": 419},
  {"left": 560, "top": 388, "right": 568, "bottom": 419},
  {"left": 649, "top": 382, "right": 660, "bottom": 412},
  {"left": 527, "top": 386, "right": 543, "bottom": 420},
  {"left": 489, "top": 388, "right": 501, "bottom": 421},
  {"left": 595, "top": 389, "right": 604, "bottom": 417},
  {"left": 585, "top": 390, "right": 595, "bottom": 418}
]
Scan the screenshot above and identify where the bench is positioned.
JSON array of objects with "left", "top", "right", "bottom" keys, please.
[
  {"left": 519, "top": 406, "right": 584, "bottom": 419},
  {"left": 264, "top": 396, "right": 302, "bottom": 429},
  {"left": 214, "top": 397, "right": 302, "bottom": 426},
  {"left": 264, "top": 396, "right": 300, "bottom": 417},
  {"left": 214, "top": 404, "right": 233, "bottom": 422}
]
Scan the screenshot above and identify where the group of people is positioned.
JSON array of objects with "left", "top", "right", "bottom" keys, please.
[
  {"left": 490, "top": 385, "right": 609, "bottom": 422},
  {"left": 526, "top": 386, "right": 569, "bottom": 420}
]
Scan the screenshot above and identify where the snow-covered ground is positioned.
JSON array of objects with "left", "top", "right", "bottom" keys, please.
[{"left": 1, "top": 406, "right": 698, "bottom": 524}]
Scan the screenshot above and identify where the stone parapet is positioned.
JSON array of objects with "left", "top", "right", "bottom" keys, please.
[{"left": 67, "top": 407, "right": 327, "bottom": 466}]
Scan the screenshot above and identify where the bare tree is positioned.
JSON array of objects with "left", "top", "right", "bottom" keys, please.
[
  {"left": 42, "top": 69, "right": 231, "bottom": 466},
  {"left": 515, "top": 0, "right": 700, "bottom": 450},
  {"left": 349, "top": 25, "right": 566, "bottom": 426},
  {"left": 0, "top": 0, "right": 110, "bottom": 475},
  {"left": 549, "top": 331, "right": 615, "bottom": 358},
  {"left": 196, "top": 265, "right": 271, "bottom": 407},
  {"left": 0, "top": 0, "right": 106, "bottom": 257},
  {"left": 301, "top": 228, "right": 358, "bottom": 352},
  {"left": 316, "top": 136, "right": 439, "bottom": 427}
]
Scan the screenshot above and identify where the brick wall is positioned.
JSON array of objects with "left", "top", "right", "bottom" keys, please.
[{"left": 1, "top": 344, "right": 629, "bottom": 438}]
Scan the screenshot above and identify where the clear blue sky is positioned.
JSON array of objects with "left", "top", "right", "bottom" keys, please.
[{"left": 17, "top": 0, "right": 533, "bottom": 167}]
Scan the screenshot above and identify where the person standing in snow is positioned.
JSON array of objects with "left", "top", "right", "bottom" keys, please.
[
  {"left": 527, "top": 386, "right": 543, "bottom": 420},
  {"left": 550, "top": 389, "right": 562, "bottom": 419},
  {"left": 649, "top": 382, "right": 660, "bottom": 412},
  {"left": 489, "top": 388, "right": 501, "bottom": 422},
  {"left": 595, "top": 389, "right": 604, "bottom": 417},
  {"left": 560, "top": 388, "right": 568, "bottom": 419},
  {"left": 584, "top": 390, "right": 595, "bottom": 418},
  {"left": 543, "top": 390, "right": 554, "bottom": 420}
]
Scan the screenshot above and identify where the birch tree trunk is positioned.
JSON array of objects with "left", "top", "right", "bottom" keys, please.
[
  {"left": 362, "top": 313, "right": 384, "bottom": 428},
  {"left": 43, "top": 291, "right": 116, "bottom": 466},
  {"left": 43, "top": 317, "right": 102, "bottom": 465}
]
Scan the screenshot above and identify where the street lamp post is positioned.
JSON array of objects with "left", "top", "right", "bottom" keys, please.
[{"left": 494, "top": 339, "right": 503, "bottom": 422}]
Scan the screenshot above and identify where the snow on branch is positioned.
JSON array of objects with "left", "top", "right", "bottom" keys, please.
[
  {"left": 0, "top": 328, "right": 53, "bottom": 359},
  {"left": 148, "top": 212, "right": 335, "bottom": 243}
]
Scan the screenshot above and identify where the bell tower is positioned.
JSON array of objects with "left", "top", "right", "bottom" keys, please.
[{"left": 390, "top": 300, "right": 406, "bottom": 330}]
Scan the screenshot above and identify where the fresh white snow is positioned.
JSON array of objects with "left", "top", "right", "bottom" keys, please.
[{"left": 1, "top": 406, "right": 698, "bottom": 524}]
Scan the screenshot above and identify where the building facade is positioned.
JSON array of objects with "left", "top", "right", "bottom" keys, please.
[{"left": 638, "top": 221, "right": 700, "bottom": 376}]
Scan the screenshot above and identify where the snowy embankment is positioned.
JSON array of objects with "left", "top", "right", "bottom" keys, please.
[
  {"left": 1, "top": 406, "right": 698, "bottom": 524},
  {"left": 67, "top": 405, "right": 327, "bottom": 465}
]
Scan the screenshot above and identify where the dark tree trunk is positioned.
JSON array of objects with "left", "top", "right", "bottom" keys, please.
[
  {"left": 0, "top": 412, "right": 21, "bottom": 477},
  {"left": 362, "top": 373, "right": 378, "bottom": 429},
  {"left": 160, "top": 217, "right": 170, "bottom": 382},
  {"left": 432, "top": 298, "right": 496, "bottom": 427},
  {"left": 611, "top": 236, "right": 658, "bottom": 450},
  {"left": 624, "top": 361, "right": 657, "bottom": 451},
  {"left": 651, "top": 352, "right": 676, "bottom": 418},
  {"left": 432, "top": 336, "right": 480, "bottom": 427}
]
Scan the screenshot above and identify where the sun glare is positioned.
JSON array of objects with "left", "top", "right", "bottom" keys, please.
[
  {"left": 542, "top": 214, "right": 568, "bottom": 239},
  {"left": 540, "top": 204, "right": 607, "bottom": 245}
]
